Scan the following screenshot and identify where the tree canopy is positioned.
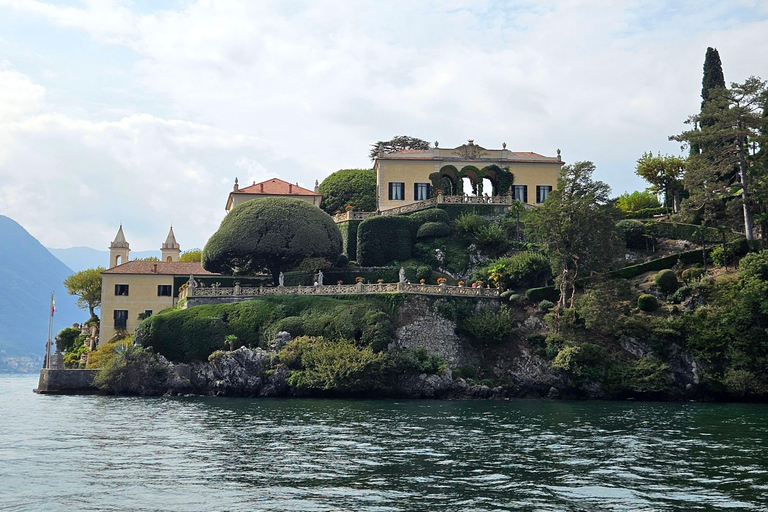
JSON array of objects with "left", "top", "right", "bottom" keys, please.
[
  {"left": 318, "top": 168, "right": 376, "bottom": 214},
  {"left": 635, "top": 152, "right": 685, "bottom": 213},
  {"left": 671, "top": 76, "right": 768, "bottom": 239},
  {"left": 527, "top": 161, "right": 618, "bottom": 310},
  {"left": 202, "top": 197, "right": 343, "bottom": 284},
  {"left": 369, "top": 135, "right": 430, "bottom": 161},
  {"left": 63, "top": 267, "right": 104, "bottom": 318},
  {"left": 180, "top": 249, "right": 202, "bottom": 262}
]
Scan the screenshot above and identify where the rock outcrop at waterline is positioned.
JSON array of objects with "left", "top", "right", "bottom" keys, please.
[{"left": 110, "top": 346, "right": 509, "bottom": 399}]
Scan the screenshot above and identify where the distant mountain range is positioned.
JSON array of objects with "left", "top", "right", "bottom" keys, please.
[
  {"left": 48, "top": 247, "right": 157, "bottom": 273},
  {"left": 0, "top": 216, "right": 84, "bottom": 360}
]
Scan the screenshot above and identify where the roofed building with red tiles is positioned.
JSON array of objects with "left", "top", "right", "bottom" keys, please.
[{"left": 225, "top": 177, "right": 322, "bottom": 212}]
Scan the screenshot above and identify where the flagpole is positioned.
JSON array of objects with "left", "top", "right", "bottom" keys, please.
[{"left": 45, "top": 291, "right": 54, "bottom": 369}]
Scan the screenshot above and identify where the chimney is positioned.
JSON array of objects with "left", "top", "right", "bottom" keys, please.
[
  {"left": 260, "top": 183, "right": 264, "bottom": 193},
  {"left": 289, "top": 183, "right": 293, "bottom": 193},
  {"left": 153, "top": 263, "right": 158, "bottom": 274}
]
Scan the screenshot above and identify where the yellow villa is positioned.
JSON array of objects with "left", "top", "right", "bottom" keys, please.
[
  {"left": 374, "top": 140, "right": 563, "bottom": 211},
  {"left": 99, "top": 226, "right": 218, "bottom": 343}
]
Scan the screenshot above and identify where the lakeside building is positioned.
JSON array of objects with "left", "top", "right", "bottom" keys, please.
[
  {"left": 225, "top": 177, "right": 322, "bottom": 213},
  {"left": 373, "top": 140, "right": 563, "bottom": 211},
  {"left": 99, "top": 226, "right": 218, "bottom": 343}
]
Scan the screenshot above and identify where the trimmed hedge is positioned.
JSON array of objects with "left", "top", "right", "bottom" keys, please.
[
  {"left": 337, "top": 220, "right": 361, "bottom": 259},
  {"left": 655, "top": 269, "right": 679, "bottom": 294},
  {"left": 137, "top": 295, "right": 398, "bottom": 362},
  {"left": 356, "top": 216, "right": 414, "bottom": 266},
  {"left": 623, "top": 207, "right": 666, "bottom": 219},
  {"left": 607, "top": 249, "right": 709, "bottom": 279},
  {"left": 649, "top": 222, "right": 742, "bottom": 244},
  {"left": 526, "top": 286, "right": 560, "bottom": 303},
  {"left": 417, "top": 221, "right": 450, "bottom": 239},
  {"left": 356, "top": 208, "right": 451, "bottom": 266},
  {"left": 637, "top": 294, "right": 658, "bottom": 312}
]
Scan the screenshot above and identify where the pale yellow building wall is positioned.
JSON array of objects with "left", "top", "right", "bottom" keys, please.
[
  {"left": 99, "top": 273, "right": 176, "bottom": 344},
  {"left": 376, "top": 159, "right": 561, "bottom": 210}
]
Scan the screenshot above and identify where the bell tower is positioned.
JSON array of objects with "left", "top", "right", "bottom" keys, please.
[
  {"left": 161, "top": 226, "right": 181, "bottom": 262},
  {"left": 109, "top": 225, "right": 130, "bottom": 268}
]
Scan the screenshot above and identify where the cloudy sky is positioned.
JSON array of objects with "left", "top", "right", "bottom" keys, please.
[{"left": 1, "top": 0, "right": 767, "bottom": 252}]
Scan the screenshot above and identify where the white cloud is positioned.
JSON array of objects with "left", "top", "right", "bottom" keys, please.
[{"left": 0, "top": 0, "right": 767, "bottom": 248}]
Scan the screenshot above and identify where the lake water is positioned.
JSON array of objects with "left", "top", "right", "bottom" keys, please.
[{"left": 1, "top": 374, "right": 767, "bottom": 511}]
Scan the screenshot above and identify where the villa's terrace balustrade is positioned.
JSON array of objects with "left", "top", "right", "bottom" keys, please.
[
  {"left": 333, "top": 193, "right": 533, "bottom": 223},
  {"left": 179, "top": 281, "right": 499, "bottom": 305}
]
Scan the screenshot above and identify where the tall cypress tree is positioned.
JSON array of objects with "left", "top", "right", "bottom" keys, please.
[
  {"left": 701, "top": 47, "right": 726, "bottom": 107},
  {"left": 691, "top": 47, "right": 727, "bottom": 157}
]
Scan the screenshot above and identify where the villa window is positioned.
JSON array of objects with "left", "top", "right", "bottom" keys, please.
[
  {"left": 115, "top": 284, "right": 129, "bottom": 296},
  {"left": 536, "top": 185, "right": 553, "bottom": 204},
  {"left": 158, "top": 285, "right": 172, "bottom": 297},
  {"left": 513, "top": 185, "right": 528, "bottom": 203},
  {"left": 389, "top": 182, "right": 405, "bottom": 201},
  {"left": 114, "top": 310, "right": 128, "bottom": 329},
  {"left": 414, "top": 183, "right": 430, "bottom": 201}
]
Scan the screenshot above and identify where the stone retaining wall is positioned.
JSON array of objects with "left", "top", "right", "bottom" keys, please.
[{"left": 35, "top": 369, "right": 99, "bottom": 394}]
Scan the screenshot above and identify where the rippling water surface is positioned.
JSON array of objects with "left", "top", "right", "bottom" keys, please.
[{"left": 1, "top": 374, "right": 767, "bottom": 511}]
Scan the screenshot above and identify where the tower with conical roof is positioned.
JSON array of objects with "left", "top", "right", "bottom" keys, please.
[
  {"left": 109, "top": 225, "right": 130, "bottom": 268},
  {"left": 161, "top": 226, "right": 181, "bottom": 262}
]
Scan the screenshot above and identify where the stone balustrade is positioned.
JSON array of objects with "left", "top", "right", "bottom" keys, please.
[
  {"left": 179, "top": 281, "right": 499, "bottom": 304},
  {"left": 332, "top": 210, "right": 377, "bottom": 223}
]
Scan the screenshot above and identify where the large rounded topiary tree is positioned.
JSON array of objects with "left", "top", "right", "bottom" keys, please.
[
  {"left": 202, "top": 197, "right": 343, "bottom": 285},
  {"left": 318, "top": 168, "right": 376, "bottom": 214}
]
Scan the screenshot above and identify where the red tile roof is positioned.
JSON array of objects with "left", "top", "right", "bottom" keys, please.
[
  {"left": 102, "top": 261, "right": 219, "bottom": 275},
  {"left": 235, "top": 178, "right": 319, "bottom": 196}
]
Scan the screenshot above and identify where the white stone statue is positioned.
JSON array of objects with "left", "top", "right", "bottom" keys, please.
[
  {"left": 318, "top": 270, "right": 324, "bottom": 286},
  {"left": 278, "top": 272, "right": 285, "bottom": 287},
  {"left": 399, "top": 267, "right": 406, "bottom": 283}
]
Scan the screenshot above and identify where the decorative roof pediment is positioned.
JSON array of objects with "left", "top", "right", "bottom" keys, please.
[{"left": 454, "top": 140, "right": 488, "bottom": 160}]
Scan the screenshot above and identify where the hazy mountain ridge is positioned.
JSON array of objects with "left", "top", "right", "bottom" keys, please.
[
  {"left": 48, "top": 247, "right": 158, "bottom": 273},
  {"left": 0, "top": 215, "right": 83, "bottom": 359}
]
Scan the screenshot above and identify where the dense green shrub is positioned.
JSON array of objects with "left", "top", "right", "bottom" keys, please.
[
  {"left": 616, "top": 190, "right": 661, "bottom": 213},
  {"left": 655, "top": 269, "right": 679, "bottom": 294},
  {"left": 137, "top": 296, "right": 396, "bottom": 362},
  {"left": 417, "top": 222, "right": 451, "bottom": 239},
  {"left": 526, "top": 286, "right": 560, "bottom": 303},
  {"left": 356, "top": 216, "right": 414, "bottom": 266},
  {"left": 408, "top": 208, "right": 450, "bottom": 226},
  {"left": 681, "top": 267, "right": 705, "bottom": 282},
  {"left": 454, "top": 212, "right": 489, "bottom": 234},
  {"left": 606, "top": 359, "right": 673, "bottom": 394},
  {"left": 473, "top": 223, "right": 509, "bottom": 255},
  {"left": 453, "top": 364, "right": 479, "bottom": 380},
  {"left": 318, "top": 168, "right": 376, "bottom": 214},
  {"left": 93, "top": 344, "right": 169, "bottom": 395},
  {"left": 459, "top": 306, "right": 516, "bottom": 344},
  {"left": 538, "top": 300, "right": 554, "bottom": 312},
  {"left": 710, "top": 245, "right": 734, "bottom": 267},
  {"left": 552, "top": 342, "right": 607, "bottom": 382},
  {"left": 57, "top": 327, "right": 83, "bottom": 353},
  {"left": 669, "top": 286, "right": 690, "bottom": 304},
  {"left": 637, "top": 294, "right": 659, "bottom": 312},
  {"left": 478, "top": 251, "right": 552, "bottom": 290},
  {"left": 279, "top": 336, "right": 386, "bottom": 392},
  {"left": 616, "top": 219, "right": 647, "bottom": 249},
  {"left": 388, "top": 348, "right": 445, "bottom": 375}
]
